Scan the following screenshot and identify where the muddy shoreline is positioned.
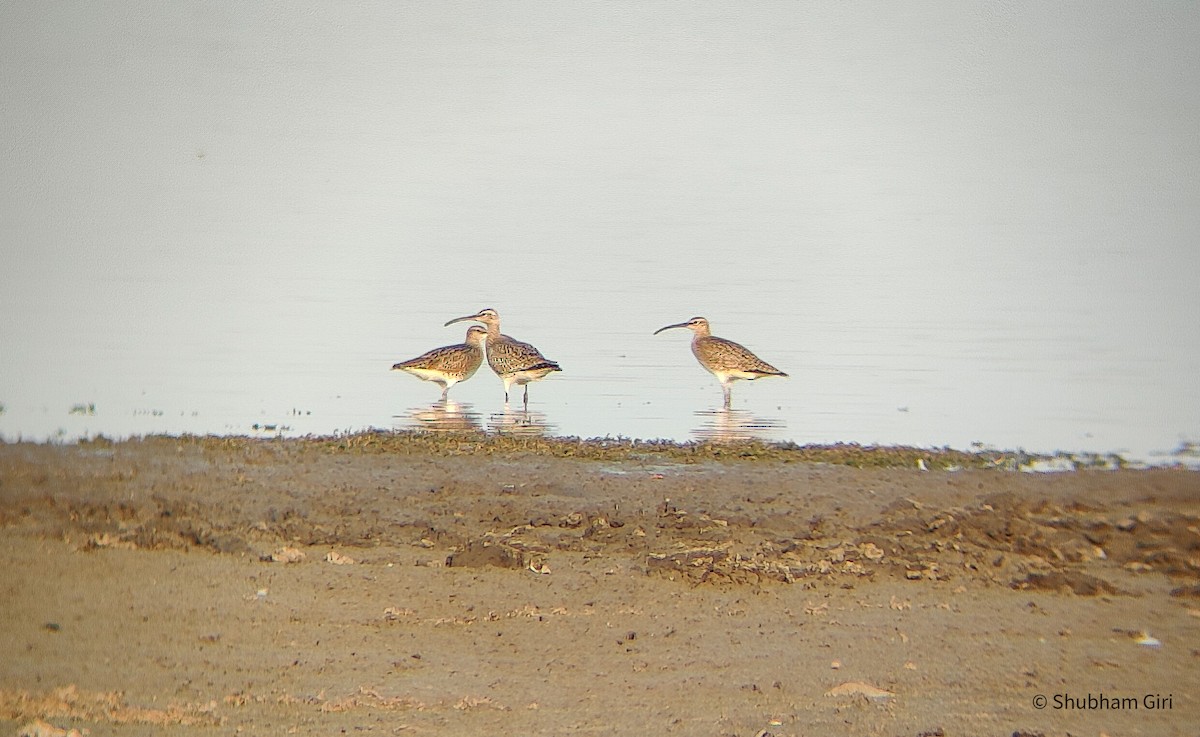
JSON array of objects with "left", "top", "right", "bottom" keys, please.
[{"left": 2, "top": 435, "right": 1198, "bottom": 735}]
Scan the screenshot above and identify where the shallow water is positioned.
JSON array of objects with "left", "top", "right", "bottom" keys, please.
[
  {"left": 1, "top": 3, "right": 1197, "bottom": 464},
  {"left": 0, "top": 303, "right": 1195, "bottom": 467}
]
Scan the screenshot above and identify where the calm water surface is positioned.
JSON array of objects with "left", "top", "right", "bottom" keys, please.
[
  {"left": 1, "top": 4, "right": 1197, "bottom": 464},
  {"left": 0, "top": 274, "right": 1194, "bottom": 466}
]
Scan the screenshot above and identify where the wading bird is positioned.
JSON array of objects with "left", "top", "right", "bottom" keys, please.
[
  {"left": 654, "top": 316, "right": 787, "bottom": 408},
  {"left": 391, "top": 325, "right": 488, "bottom": 400},
  {"left": 444, "top": 308, "right": 561, "bottom": 408}
]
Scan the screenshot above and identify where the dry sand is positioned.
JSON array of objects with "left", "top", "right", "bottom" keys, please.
[{"left": 1, "top": 435, "right": 1198, "bottom": 736}]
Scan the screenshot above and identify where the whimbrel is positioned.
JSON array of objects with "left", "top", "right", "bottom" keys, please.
[
  {"left": 444, "top": 308, "right": 561, "bottom": 408},
  {"left": 654, "top": 316, "right": 787, "bottom": 408},
  {"left": 391, "top": 325, "right": 488, "bottom": 400}
]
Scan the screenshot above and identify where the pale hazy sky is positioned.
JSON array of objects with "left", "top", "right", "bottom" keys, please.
[{"left": 2, "top": 2, "right": 1198, "bottom": 454}]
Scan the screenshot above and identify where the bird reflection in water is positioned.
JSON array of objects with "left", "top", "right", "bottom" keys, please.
[
  {"left": 488, "top": 405, "right": 555, "bottom": 437},
  {"left": 395, "top": 400, "right": 483, "bottom": 434},
  {"left": 692, "top": 407, "right": 785, "bottom": 443}
]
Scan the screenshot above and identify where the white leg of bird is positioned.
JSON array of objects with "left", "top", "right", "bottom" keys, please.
[{"left": 722, "top": 382, "right": 732, "bottom": 409}]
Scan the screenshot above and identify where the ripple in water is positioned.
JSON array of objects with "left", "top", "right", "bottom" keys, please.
[
  {"left": 488, "top": 406, "right": 555, "bottom": 437},
  {"left": 395, "top": 400, "right": 483, "bottom": 433},
  {"left": 691, "top": 408, "right": 786, "bottom": 443},
  {"left": 393, "top": 400, "right": 558, "bottom": 438}
]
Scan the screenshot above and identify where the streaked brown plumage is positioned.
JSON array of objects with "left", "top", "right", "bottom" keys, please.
[
  {"left": 654, "top": 316, "right": 787, "bottom": 408},
  {"left": 391, "top": 325, "right": 488, "bottom": 400},
  {"left": 444, "top": 308, "right": 561, "bottom": 408}
]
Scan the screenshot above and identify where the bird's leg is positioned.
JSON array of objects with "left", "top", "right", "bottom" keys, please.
[
  {"left": 523, "top": 384, "right": 529, "bottom": 411},
  {"left": 440, "top": 387, "right": 449, "bottom": 402},
  {"left": 722, "top": 383, "right": 732, "bottom": 409}
]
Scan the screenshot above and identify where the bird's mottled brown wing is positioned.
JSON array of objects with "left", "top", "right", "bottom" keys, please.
[
  {"left": 396, "top": 344, "right": 482, "bottom": 377},
  {"left": 488, "top": 334, "right": 559, "bottom": 376},
  {"left": 694, "top": 336, "right": 787, "bottom": 377}
]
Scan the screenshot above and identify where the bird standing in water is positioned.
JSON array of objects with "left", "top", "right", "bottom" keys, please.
[
  {"left": 654, "top": 316, "right": 787, "bottom": 408},
  {"left": 391, "top": 325, "right": 488, "bottom": 400},
  {"left": 444, "top": 308, "right": 561, "bottom": 408}
]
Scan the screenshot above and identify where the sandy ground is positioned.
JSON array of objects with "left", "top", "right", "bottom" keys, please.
[{"left": 1, "top": 436, "right": 1198, "bottom": 737}]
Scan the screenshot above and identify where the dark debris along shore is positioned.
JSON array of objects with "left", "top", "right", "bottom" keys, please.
[{"left": 60, "top": 430, "right": 1138, "bottom": 470}]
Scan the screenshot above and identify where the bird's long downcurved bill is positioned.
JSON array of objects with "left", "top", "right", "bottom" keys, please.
[
  {"left": 653, "top": 321, "right": 690, "bottom": 335},
  {"left": 444, "top": 313, "right": 483, "bottom": 327}
]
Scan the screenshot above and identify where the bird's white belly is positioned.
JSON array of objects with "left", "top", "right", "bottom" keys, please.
[
  {"left": 405, "top": 368, "right": 452, "bottom": 384},
  {"left": 511, "top": 367, "right": 555, "bottom": 385},
  {"left": 712, "top": 368, "right": 759, "bottom": 383}
]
